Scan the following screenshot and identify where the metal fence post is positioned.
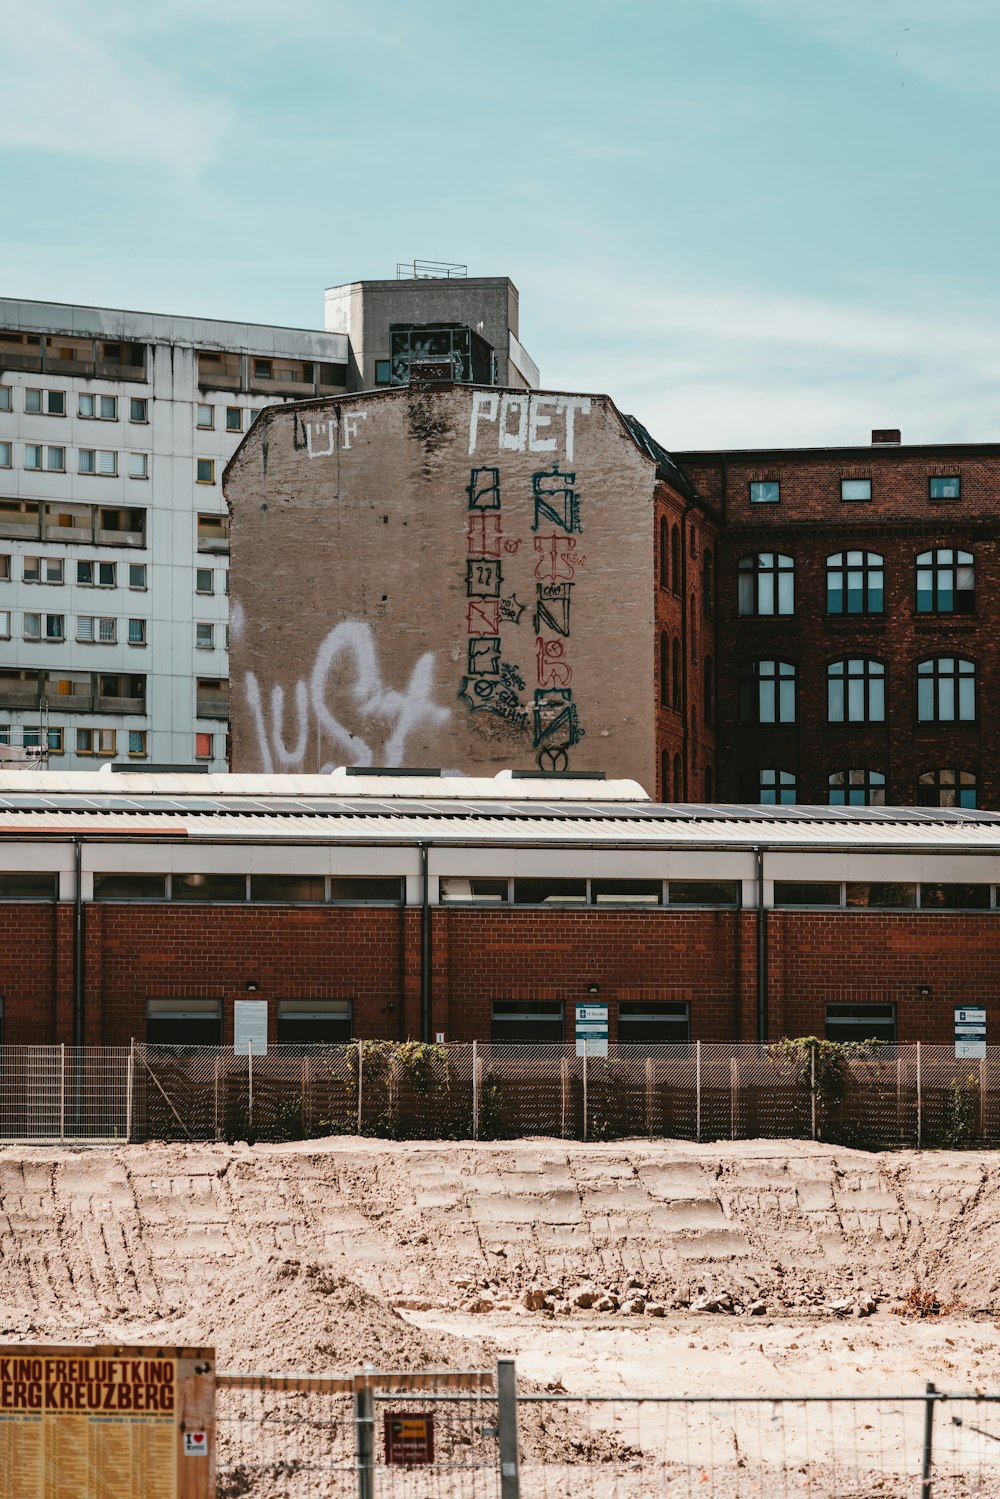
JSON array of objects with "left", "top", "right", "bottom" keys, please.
[
  {"left": 916, "top": 1041, "right": 923, "bottom": 1150},
  {"left": 582, "top": 1041, "right": 588, "bottom": 1143},
  {"left": 696, "top": 1041, "right": 702, "bottom": 1143},
  {"left": 357, "top": 1040, "right": 364, "bottom": 1135},
  {"left": 560, "top": 1054, "right": 569, "bottom": 1138},
  {"left": 810, "top": 1044, "right": 817, "bottom": 1141},
  {"left": 921, "top": 1380, "right": 936, "bottom": 1498},
  {"left": 213, "top": 1052, "right": 220, "bottom": 1141},
  {"left": 60, "top": 1043, "right": 66, "bottom": 1144},
  {"left": 730, "top": 1055, "right": 738, "bottom": 1140},
  {"left": 354, "top": 1375, "right": 375, "bottom": 1499},
  {"left": 645, "top": 1056, "right": 654, "bottom": 1137},
  {"left": 247, "top": 1040, "right": 253, "bottom": 1135},
  {"left": 472, "top": 1040, "right": 479, "bottom": 1140},
  {"left": 126, "top": 1038, "right": 134, "bottom": 1143},
  {"left": 497, "top": 1357, "right": 521, "bottom": 1499}
]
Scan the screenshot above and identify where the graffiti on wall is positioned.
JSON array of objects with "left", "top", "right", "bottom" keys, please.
[
  {"left": 468, "top": 393, "right": 592, "bottom": 459},
  {"left": 244, "top": 621, "right": 450, "bottom": 772},
  {"left": 294, "top": 407, "right": 369, "bottom": 459},
  {"left": 457, "top": 446, "right": 587, "bottom": 769}
]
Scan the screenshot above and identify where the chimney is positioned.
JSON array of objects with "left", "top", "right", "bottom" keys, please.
[{"left": 872, "top": 428, "right": 901, "bottom": 446}]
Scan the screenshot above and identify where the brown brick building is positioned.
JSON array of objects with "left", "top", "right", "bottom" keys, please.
[{"left": 676, "top": 434, "right": 1000, "bottom": 808}]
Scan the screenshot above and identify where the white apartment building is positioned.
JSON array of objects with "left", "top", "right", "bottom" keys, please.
[{"left": 0, "top": 301, "right": 348, "bottom": 769}]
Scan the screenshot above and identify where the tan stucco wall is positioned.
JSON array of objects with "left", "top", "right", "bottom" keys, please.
[{"left": 224, "top": 385, "right": 656, "bottom": 784}]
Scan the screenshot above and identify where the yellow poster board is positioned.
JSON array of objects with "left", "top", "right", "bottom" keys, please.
[{"left": 0, "top": 1345, "right": 214, "bottom": 1499}]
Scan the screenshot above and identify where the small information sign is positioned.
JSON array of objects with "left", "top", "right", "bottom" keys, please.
[
  {"left": 384, "top": 1413, "right": 434, "bottom": 1465},
  {"left": 234, "top": 1000, "right": 268, "bottom": 1057},
  {"left": 576, "top": 1002, "right": 609, "bottom": 1058},
  {"left": 955, "top": 1006, "right": 987, "bottom": 1059}
]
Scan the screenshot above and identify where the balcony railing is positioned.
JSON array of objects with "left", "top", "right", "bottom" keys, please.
[
  {"left": 43, "top": 691, "right": 95, "bottom": 713},
  {"left": 96, "top": 696, "right": 145, "bottom": 715},
  {"left": 96, "top": 528, "right": 145, "bottom": 549},
  {"left": 0, "top": 687, "right": 42, "bottom": 710},
  {"left": 0, "top": 517, "right": 43, "bottom": 541},
  {"left": 196, "top": 536, "right": 229, "bottom": 554},
  {"left": 196, "top": 698, "right": 229, "bottom": 720}
]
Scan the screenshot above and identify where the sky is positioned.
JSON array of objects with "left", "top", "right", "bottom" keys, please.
[{"left": 3, "top": 0, "right": 999, "bottom": 449}]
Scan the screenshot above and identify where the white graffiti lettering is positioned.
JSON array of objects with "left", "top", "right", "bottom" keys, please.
[
  {"left": 244, "top": 620, "right": 451, "bottom": 772},
  {"left": 469, "top": 393, "right": 591, "bottom": 460},
  {"left": 303, "top": 408, "right": 369, "bottom": 460}
]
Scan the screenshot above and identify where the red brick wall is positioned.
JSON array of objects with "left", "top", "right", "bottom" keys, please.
[{"left": 1, "top": 900, "right": 996, "bottom": 1048}]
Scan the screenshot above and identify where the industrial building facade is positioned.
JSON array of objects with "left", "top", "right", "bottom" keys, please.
[{"left": 0, "top": 770, "right": 998, "bottom": 1051}]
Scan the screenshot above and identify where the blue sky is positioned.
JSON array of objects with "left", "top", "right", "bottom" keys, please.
[{"left": 4, "top": 0, "right": 999, "bottom": 447}]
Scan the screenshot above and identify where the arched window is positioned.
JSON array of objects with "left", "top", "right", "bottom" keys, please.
[
  {"left": 917, "top": 657, "right": 976, "bottom": 721},
  {"left": 917, "top": 769, "right": 977, "bottom": 808},
  {"left": 738, "top": 553, "right": 794, "bottom": 616},
  {"left": 660, "top": 748, "right": 669, "bottom": 801},
  {"left": 758, "top": 769, "right": 796, "bottom": 805},
  {"left": 659, "top": 516, "right": 669, "bottom": 589},
  {"left": 739, "top": 660, "right": 796, "bottom": 724},
  {"left": 671, "top": 638, "right": 681, "bottom": 710},
  {"left": 703, "top": 655, "right": 714, "bottom": 725},
  {"left": 671, "top": 525, "right": 681, "bottom": 595},
  {"left": 827, "top": 659, "right": 886, "bottom": 722},
  {"left": 702, "top": 550, "right": 714, "bottom": 616},
  {"left": 828, "top": 769, "right": 886, "bottom": 806},
  {"left": 672, "top": 753, "right": 683, "bottom": 800},
  {"left": 827, "top": 551, "right": 883, "bottom": 615},
  {"left": 659, "top": 631, "right": 669, "bottom": 707},
  {"left": 916, "top": 549, "right": 975, "bottom": 614},
  {"left": 704, "top": 764, "right": 714, "bottom": 800},
  {"left": 691, "top": 706, "right": 698, "bottom": 771},
  {"left": 690, "top": 594, "right": 698, "bottom": 660}
]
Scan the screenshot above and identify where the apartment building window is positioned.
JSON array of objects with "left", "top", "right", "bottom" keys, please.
[
  {"left": 916, "top": 549, "right": 975, "bottom": 614},
  {"left": 128, "top": 619, "right": 146, "bottom": 645},
  {"left": 196, "top": 404, "right": 214, "bottom": 429},
  {"left": 917, "top": 657, "right": 976, "bottom": 722},
  {"left": 749, "top": 480, "right": 780, "bottom": 504},
  {"left": 76, "top": 616, "right": 116, "bottom": 643},
  {"left": 77, "top": 560, "right": 116, "bottom": 587},
  {"left": 253, "top": 359, "right": 272, "bottom": 380},
  {"left": 841, "top": 478, "right": 872, "bottom": 502},
  {"left": 196, "top": 622, "right": 214, "bottom": 650},
  {"left": 758, "top": 768, "right": 796, "bottom": 804},
  {"left": 929, "top": 476, "right": 960, "bottom": 500},
  {"left": 740, "top": 659, "right": 796, "bottom": 723},
  {"left": 826, "top": 551, "right": 884, "bottom": 614},
  {"left": 0, "top": 387, "right": 10, "bottom": 411},
  {"left": 128, "top": 729, "right": 147, "bottom": 757},
  {"left": 226, "top": 407, "right": 242, "bottom": 432},
  {"left": 0, "top": 610, "right": 9, "bottom": 639},
  {"left": 917, "top": 768, "right": 977, "bottom": 809},
  {"left": 196, "top": 459, "right": 215, "bottom": 484},
  {"left": 827, "top": 658, "right": 885, "bottom": 722},
  {"left": 99, "top": 507, "right": 145, "bottom": 543},
  {"left": 195, "top": 568, "right": 214, "bottom": 594},
  {"left": 195, "top": 732, "right": 213, "bottom": 759},
  {"left": 79, "top": 449, "right": 117, "bottom": 476},
  {"left": 25, "top": 389, "right": 65, "bottom": 416},
  {"left": 0, "top": 556, "right": 8, "bottom": 581},
  {"left": 128, "top": 563, "right": 147, "bottom": 589},
  {"left": 828, "top": 769, "right": 886, "bottom": 806},
  {"left": 129, "top": 398, "right": 148, "bottom": 423},
  {"left": 0, "top": 443, "right": 11, "bottom": 468},
  {"left": 24, "top": 445, "right": 41, "bottom": 470},
  {"left": 78, "top": 394, "right": 117, "bottom": 420},
  {"left": 76, "top": 728, "right": 116, "bottom": 757},
  {"left": 738, "top": 553, "right": 794, "bottom": 616},
  {"left": 128, "top": 453, "right": 149, "bottom": 480},
  {"left": 24, "top": 557, "right": 63, "bottom": 584}
]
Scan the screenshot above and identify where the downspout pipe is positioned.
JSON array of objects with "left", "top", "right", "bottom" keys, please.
[
  {"left": 419, "top": 842, "right": 432, "bottom": 1043},
  {"left": 755, "top": 845, "right": 768, "bottom": 1045},
  {"left": 73, "top": 838, "right": 84, "bottom": 1047},
  {"left": 679, "top": 498, "right": 694, "bottom": 799}
]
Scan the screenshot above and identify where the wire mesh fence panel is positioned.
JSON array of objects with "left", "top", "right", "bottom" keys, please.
[
  {"left": 516, "top": 1392, "right": 1000, "bottom": 1498},
  {"left": 216, "top": 1378, "right": 356, "bottom": 1498},
  {"left": 476, "top": 1048, "right": 585, "bottom": 1139},
  {"left": 918, "top": 1046, "right": 987, "bottom": 1149},
  {"left": 373, "top": 1384, "right": 501, "bottom": 1499},
  {"left": 0, "top": 1046, "right": 129, "bottom": 1140}
]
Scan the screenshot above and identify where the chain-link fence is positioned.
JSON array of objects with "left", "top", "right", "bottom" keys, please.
[{"left": 0, "top": 1042, "right": 993, "bottom": 1148}]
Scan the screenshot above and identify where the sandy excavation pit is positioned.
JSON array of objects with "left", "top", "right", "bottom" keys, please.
[{"left": 1, "top": 1136, "right": 998, "bottom": 1494}]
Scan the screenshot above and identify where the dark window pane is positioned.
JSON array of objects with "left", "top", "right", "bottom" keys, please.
[
  {"left": 0, "top": 872, "right": 57, "bottom": 900},
  {"left": 146, "top": 999, "right": 221, "bottom": 1047},
  {"left": 172, "top": 873, "right": 246, "bottom": 901},
  {"left": 250, "top": 875, "right": 325, "bottom": 903},
  {"left": 618, "top": 1003, "right": 690, "bottom": 1044},
  {"left": 491, "top": 1001, "right": 564, "bottom": 1044},
  {"left": 277, "top": 1001, "right": 352, "bottom": 1046},
  {"left": 513, "top": 878, "right": 587, "bottom": 905},
  {"left": 825, "top": 1004, "right": 895, "bottom": 1043},
  {"left": 920, "top": 883, "right": 991, "bottom": 910},
  {"left": 439, "top": 877, "right": 509, "bottom": 903},
  {"left": 845, "top": 883, "right": 916, "bottom": 909},
  {"left": 668, "top": 881, "right": 740, "bottom": 907},
  {"left": 590, "top": 879, "right": 662, "bottom": 905},
  {"left": 774, "top": 882, "right": 841, "bottom": 907},
  {"left": 94, "top": 873, "right": 166, "bottom": 901},
  {"left": 929, "top": 476, "right": 960, "bottom": 499},
  {"left": 329, "top": 877, "right": 402, "bottom": 902}
]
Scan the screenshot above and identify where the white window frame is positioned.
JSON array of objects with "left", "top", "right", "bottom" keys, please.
[{"left": 128, "top": 452, "right": 148, "bottom": 480}]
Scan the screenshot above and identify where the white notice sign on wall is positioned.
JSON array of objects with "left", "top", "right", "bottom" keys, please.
[{"left": 234, "top": 1000, "right": 268, "bottom": 1056}]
